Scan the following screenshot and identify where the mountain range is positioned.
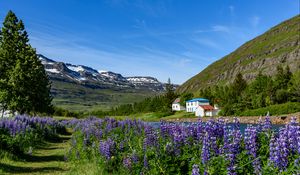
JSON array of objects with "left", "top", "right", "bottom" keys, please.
[
  {"left": 40, "top": 15, "right": 299, "bottom": 111},
  {"left": 39, "top": 54, "right": 169, "bottom": 92},
  {"left": 177, "top": 15, "right": 300, "bottom": 93},
  {"left": 39, "top": 55, "right": 174, "bottom": 111}
]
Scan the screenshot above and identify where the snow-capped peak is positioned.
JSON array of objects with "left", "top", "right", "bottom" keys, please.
[
  {"left": 98, "top": 70, "right": 108, "bottom": 73},
  {"left": 39, "top": 54, "right": 169, "bottom": 92}
]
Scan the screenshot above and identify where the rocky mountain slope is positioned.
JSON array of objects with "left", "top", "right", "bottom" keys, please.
[
  {"left": 39, "top": 54, "right": 167, "bottom": 92},
  {"left": 177, "top": 15, "right": 300, "bottom": 93},
  {"left": 39, "top": 54, "right": 177, "bottom": 111}
]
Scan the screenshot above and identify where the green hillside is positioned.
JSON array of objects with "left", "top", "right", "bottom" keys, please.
[
  {"left": 51, "top": 80, "right": 156, "bottom": 112},
  {"left": 177, "top": 15, "right": 300, "bottom": 94}
]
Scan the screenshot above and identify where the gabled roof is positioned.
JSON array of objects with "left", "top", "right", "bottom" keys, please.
[
  {"left": 198, "top": 105, "right": 214, "bottom": 111},
  {"left": 186, "top": 98, "right": 209, "bottom": 103},
  {"left": 172, "top": 98, "right": 180, "bottom": 104}
]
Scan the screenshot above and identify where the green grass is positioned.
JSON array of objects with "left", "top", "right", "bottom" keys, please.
[
  {"left": 51, "top": 80, "right": 157, "bottom": 112},
  {"left": 238, "top": 102, "right": 300, "bottom": 116},
  {"left": 177, "top": 15, "right": 300, "bottom": 93},
  {"left": 112, "top": 111, "right": 197, "bottom": 122},
  {"left": 0, "top": 131, "right": 72, "bottom": 175}
]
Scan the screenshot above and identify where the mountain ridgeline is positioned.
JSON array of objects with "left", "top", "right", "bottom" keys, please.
[
  {"left": 39, "top": 54, "right": 177, "bottom": 111},
  {"left": 39, "top": 54, "right": 170, "bottom": 92},
  {"left": 177, "top": 15, "right": 300, "bottom": 94}
]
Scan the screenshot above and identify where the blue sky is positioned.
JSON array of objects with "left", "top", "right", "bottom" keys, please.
[{"left": 0, "top": 0, "right": 299, "bottom": 84}]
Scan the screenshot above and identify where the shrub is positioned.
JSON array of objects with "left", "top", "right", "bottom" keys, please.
[{"left": 238, "top": 102, "right": 300, "bottom": 116}]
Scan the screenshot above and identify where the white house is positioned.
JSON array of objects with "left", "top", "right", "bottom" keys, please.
[
  {"left": 172, "top": 98, "right": 185, "bottom": 111},
  {"left": 186, "top": 98, "right": 210, "bottom": 112},
  {"left": 195, "top": 104, "right": 221, "bottom": 117},
  {"left": 195, "top": 105, "right": 214, "bottom": 117}
]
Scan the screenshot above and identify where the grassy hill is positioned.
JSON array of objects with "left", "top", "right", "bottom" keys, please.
[
  {"left": 177, "top": 15, "right": 300, "bottom": 94},
  {"left": 51, "top": 80, "right": 156, "bottom": 112}
]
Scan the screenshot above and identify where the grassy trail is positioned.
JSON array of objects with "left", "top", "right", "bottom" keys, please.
[{"left": 0, "top": 132, "right": 71, "bottom": 175}]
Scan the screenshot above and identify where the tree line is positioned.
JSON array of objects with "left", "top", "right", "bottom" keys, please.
[
  {"left": 197, "top": 66, "right": 300, "bottom": 116},
  {"left": 91, "top": 78, "right": 177, "bottom": 117},
  {"left": 0, "top": 11, "right": 52, "bottom": 116},
  {"left": 92, "top": 66, "right": 300, "bottom": 117}
]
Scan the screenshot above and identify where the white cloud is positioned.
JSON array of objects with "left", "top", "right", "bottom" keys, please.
[
  {"left": 193, "top": 38, "right": 222, "bottom": 50},
  {"left": 133, "top": 19, "right": 147, "bottom": 30},
  {"left": 250, "top": 16, "right": 260, "bottom": 28},
  {"left": 178, "top": 58, "right": 192, "bottom": 67},
  {"left": 229, "top": 5, "right": 235, "bottom": 16},
  {"left": 211, "top": 25, "right": 230, "bottom": 33}
]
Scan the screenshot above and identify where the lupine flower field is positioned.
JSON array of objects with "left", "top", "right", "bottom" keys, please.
[
  {"left": 65, "top": 116, "right": 300, "bottom": 175},
  {"left": 1, "top": 115, "right": 299, "bottom": 174},
  {"left": 0, "top": 115, "right": 65, "bottom": 156}
]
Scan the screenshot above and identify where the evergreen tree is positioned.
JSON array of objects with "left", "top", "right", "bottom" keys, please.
[
  {"left": 180, "top": 93, "right": 194, "bottom": 106},
  {"left": 247, "top": 72, "right": 274, "bottom": 108},
  {"left": 0, "top": 11, "right": 24, "bottom": 113},
  {"left": 274, "top": 65, "right": 292, "bottom": 90},
  {"left": 289, "top": 71, "right": 300, "bottom": 102},
  {"left": 232, "top": 73, "right": 247, "bottom": 95},
  {"left": 164, "top": 78, "right": 177, "bottom": 112},
  {"left": 0, "top": 11, "right": 52, "bottom": 114}
]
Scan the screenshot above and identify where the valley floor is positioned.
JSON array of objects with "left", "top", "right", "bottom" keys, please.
[
  {"left": 113, "top": 111, "right": 300, "bottom": 124},
  {"left": 0, "top": 132, "right": 71, "bottom": 175}
]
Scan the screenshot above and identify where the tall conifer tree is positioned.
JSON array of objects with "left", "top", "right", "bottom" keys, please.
[{"left": 0, "top": 10, "right": 52, "bottom": 114}]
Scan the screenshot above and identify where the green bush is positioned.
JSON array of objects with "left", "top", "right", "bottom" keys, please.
[
  {"left": 153, "top": 111, "right": 174, "bottom": 118},
  {"left": 238, "top": 102, "right": 300, "bottom": 116}
]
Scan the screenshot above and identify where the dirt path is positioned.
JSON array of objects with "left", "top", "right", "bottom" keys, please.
[{"left": 0, "top": 133, "right": 71, "bottom": 175}]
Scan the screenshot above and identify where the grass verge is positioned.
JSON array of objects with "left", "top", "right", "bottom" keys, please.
[{"left": 238, "top": 102, "right": 300, "bottom": 116}]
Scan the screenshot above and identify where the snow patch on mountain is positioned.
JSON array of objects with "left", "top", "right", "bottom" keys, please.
[
  {"left": 38, "top": 54, "right": 172, "bottom": 92},
  {"left": 45, "top": 68, "right": 60, "bottom": 74},
  {"left": 126, "top": 77, "right": 160, "bottom": 84},
  {"left": 67, "top": 65, "right": 85, "bottom": 72}
]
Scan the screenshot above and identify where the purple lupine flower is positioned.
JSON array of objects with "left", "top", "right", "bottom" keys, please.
[
  {"left": 123, "top": 157, "right": 132, "bottom": 169},
  {"left": 257, "top": 117, "right": 263, "bottom": 132},
  {"left": 143, "top": 155, "right": 148, "bottom": 169},
  {"left": 131, "top": 153, "right": 139, "bottom": 163},
  {"left": 99, "top": 138, "right": 115, "bottom": 160},
  {"left": 287, "top": 117, "right": 299, "bottom": 154},
  {"left": 233, "top": 117, "right": 240, "bottom": 130},
  {"left": 269, "top": 128, "right": 289, "bottom": 170},
  {"left": 262, "top": 115, "right": 272, "bottom": 131},
  {"left": 201, "top": 133, "right": 210, "bottom": 165},
  {"left": 119, "top": 141, "right": 125, "bottom": 151},
  {"left": 244, "top": 126, "right": 261, "bottom": 174},
  {"left": 196, "top": 119, "right": 205, "bottom": 142},
  {"left": 223, "top": 126, "right": 242, "bottom": 175},
  {"left": 191, "top": 164, "right": 200, "bottom": 175},
  {"left": 143, "top": 126, "right": 158, "bottom": 150}
]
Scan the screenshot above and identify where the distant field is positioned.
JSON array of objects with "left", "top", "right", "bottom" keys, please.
[
  {"left": 51, "top": 80, "right": 157, "bottom": 112},
  {"left": 113, "top": 111, "right": 197, "bottom": 122}
]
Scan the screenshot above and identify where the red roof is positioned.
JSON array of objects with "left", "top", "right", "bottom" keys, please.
[
  {"left": 199, "top": 105, "right": 214, "bottom": 111},
  {"left": 173, "top": 98, "right": 181, "bottom": 104}
]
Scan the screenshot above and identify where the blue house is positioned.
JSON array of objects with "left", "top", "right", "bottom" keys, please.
[{"left": 186, "top": 98, "right": 210, "bottom": 112}]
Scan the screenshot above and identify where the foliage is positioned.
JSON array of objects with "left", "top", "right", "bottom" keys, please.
[
  {"left": 199, "top": 66, "right": 300, "bottom": 116},
  {"left": 92, "top": 79, "right": 178, "bottom": 117},
  {"left": 0, "top": 115, "right": 64, "bottom": 156},
  {"left": 179, "top": 93, "right": 194, "bottom": 106},
  {"left": 53, "top": 106, "right": 81, "bottom": 118},
  {"left": 0, "top": 11, "right": 52, "bottom": 114},
  {"left": 238, "top": 102, "right": 300, "bottom": 116},
  {"left": 65, "top": 116, "right": 300, "bottom": 174},
  {"left": 176, "top": 15, "right": 300, "bottom": 93},
  {"left": 51, "top": 80, "right": 155, "bottom": 113}
]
